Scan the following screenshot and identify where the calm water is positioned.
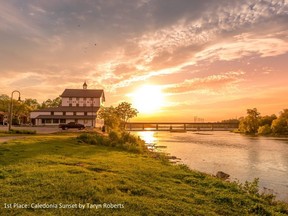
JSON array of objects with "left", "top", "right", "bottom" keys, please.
[{"left": 134, "top": 131, "right": 288, "bottom": 202}]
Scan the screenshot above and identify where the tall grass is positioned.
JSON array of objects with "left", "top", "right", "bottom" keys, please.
[{"left": 77, "top": 131, "right": 148, "bottom": 153}]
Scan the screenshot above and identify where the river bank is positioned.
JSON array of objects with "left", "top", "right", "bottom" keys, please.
[
  {"left": 135, "top": 131, "right": 288, "bottom": 202},
  {"left": 0, "top": 133, "right": 287, "bottom": 215}
]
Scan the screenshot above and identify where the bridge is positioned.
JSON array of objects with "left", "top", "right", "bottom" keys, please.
[{"left": 125, "top": 122, "right": 239, "bottom": 132}]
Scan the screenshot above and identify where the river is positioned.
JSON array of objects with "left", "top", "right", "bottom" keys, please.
[{"left": 134, "top": 131, "right": 288, "bottom": 202}]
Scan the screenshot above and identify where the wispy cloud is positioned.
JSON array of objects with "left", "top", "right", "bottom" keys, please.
[
  {"left": 1, "top": 0, "right": 288, "bottom": 120},
  {"left": 196, "top": 33, "right": 288, "bottom": 61},
  {"left": 164, "top": 71, "right": 246, "bottom": 95}
]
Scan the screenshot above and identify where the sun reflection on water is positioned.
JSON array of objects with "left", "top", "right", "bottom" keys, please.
[{"left": 137, "top": 131, "right": 158, "bottom": 145}]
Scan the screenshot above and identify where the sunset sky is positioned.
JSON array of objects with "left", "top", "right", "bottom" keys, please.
[{"left": 1, "top": 0, "right": 288, "bottom": 122}]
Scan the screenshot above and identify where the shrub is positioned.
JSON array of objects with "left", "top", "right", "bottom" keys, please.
[
  {"left": 7, "top": 129, "right": 36, "bottom": 134},
  {"left": 77, "top": 133, "right": 107, "bottom": 145},
  {"left": 271, "top": 117, "right": 288, "bottom": 134},
  {"left": 257, "top": 124, "right": 272, "bottom": 135},
  {"left": 238, "top": 178, "right": 260, "bottom": 196},
  {"left": 77, "top": 131, "right": 148, "bottom": 154},
  {"left": 108, "top": 131, "right": 120, "bottom": 142}
]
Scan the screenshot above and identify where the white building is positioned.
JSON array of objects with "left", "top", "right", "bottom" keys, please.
[{"left": 30, "top": 82, "right": 105, "bottom": 127}]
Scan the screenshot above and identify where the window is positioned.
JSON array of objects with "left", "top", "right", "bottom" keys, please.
[
  {"left": 53, "top": 119, "right": 59, "bottom": 123},
  {"left": 60, "top": 119, "right": 66, "bottom": 123},
  {"left": 46, "top": 119, "right": 52, "bottom": 123}
]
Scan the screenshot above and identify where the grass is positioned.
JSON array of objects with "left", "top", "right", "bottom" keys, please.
[
  {"left": 0, "top": 129, "right": 36, "bottom": 136},
  {"left": 0, "top": 133, "right": 287, "bottom": 216}
]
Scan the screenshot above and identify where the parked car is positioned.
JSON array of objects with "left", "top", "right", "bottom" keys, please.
[{"left": 59, "top": 122, "right": 85, "bottom": 130}]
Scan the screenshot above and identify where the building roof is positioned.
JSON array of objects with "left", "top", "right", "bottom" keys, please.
[
  {"left": 60, "top": 89, "right": 105, "bottom": 100},
  {"left": 31, "top": 106, "right": 100, "bottom": 112},
  {"left": 35, "top": 115, "right": 96, "bottom": 120}
]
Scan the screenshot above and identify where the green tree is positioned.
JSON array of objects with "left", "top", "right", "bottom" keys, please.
[
  {"left": 98, "top": 102, "right": 138, "bottom": 132},
  {"left": 259, "top": 114, "right": 277, "bottom": 127},
  {"left": 40, "top": 97, "right": 62, "bottom": 108},
  {"left": 115, "top": 102, "right": 138, "bottom": 130},
  {"left": 258, "top": 124, "right": 272, "bottom": 135},
  {"left": 271, "top": 109, "right": 288, "bottom": 134},
  {"left": 239, "top": 108, "right": 260, "bottom": 134},
  {"left": 271, "top": 118, "right": 287, "bottom": 134},
  {"left": 0, "top": 94, "right": 10, "bottom": 112},
  {"left": 98, "top": 106, "right": 120, "bottom": 132}
]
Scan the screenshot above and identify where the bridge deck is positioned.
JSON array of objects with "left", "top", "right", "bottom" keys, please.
[{"left": 125, "top": 122, "right": 239, "bottom": 131}]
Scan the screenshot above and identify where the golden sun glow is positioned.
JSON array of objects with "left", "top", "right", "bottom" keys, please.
[{"left": 129, "top": 85, "right": 165, "bottom": 114}]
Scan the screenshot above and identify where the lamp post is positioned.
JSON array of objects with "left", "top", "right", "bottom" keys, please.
[
  {"left": 91, "top": 98, "right": 94, "bottom": 128},
  {"left": 9, "top": 90, "right": 21, "bottom": 131}
]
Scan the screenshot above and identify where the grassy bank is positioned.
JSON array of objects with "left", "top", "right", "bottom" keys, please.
[{"left": 0, "top": 133, "right": 287, "bottom": 215}]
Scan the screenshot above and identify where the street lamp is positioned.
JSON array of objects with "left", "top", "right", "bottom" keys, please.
[{"left": 9, "top": 90, "right": 21, "bottom": 131}]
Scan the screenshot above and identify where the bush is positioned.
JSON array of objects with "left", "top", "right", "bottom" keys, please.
[
  {"left": 7, "top": 129, "right": 36, "bottom": 134},
  {"left": 257, "top": 124, "right": 272, "bottom": 135},
  {"left": 77, "top": 131, "right": 148, "bottom": 154},
  {"left": 238, "top": 178, "right": 260, "bottom": 196},
  {"left": 77, "top": 133, "right": 107, "bottom": 145},
  {"left": 271, "top": 117, "right": 288, "bottom": 134}
]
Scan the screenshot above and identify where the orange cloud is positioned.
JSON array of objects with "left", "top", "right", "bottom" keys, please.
[{"left": 164, "top": 71, "right": 245, "bottom": 95}]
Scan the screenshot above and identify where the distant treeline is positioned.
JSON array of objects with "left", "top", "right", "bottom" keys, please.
[
  {"left": 233, "top": 108, "right": 288, "bottom": 135},
  {"left": 0, "top": 94, "right": 61, "bottom": 124}
]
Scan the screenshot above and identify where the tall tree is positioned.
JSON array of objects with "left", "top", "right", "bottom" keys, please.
[
  {"left": 271, "top": 109, "right": 288, "bottom": 134},
  {"left": 115, "top": 102, "right": 138, "bottom": 130},
  {"left": 0, "top": 94, "right": 10, "bottom": 112},
  {"left": 98, "top": 102, "right": 138, "bottom": 132},
  {"left": 98, "top": 106, "right": 120, "bottom": 132},
  {"left": 259, "top": 114, "right": 277, "bottom": 127},
  {"left": 239, "top": 108, "right": 260, "bottom": 134},
  {"left": 40, "top": 97, "right": 62, "bottom": 108}
]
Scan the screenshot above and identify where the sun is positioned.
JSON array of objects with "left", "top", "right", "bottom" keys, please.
[{"left": 129, "top": 85, "right": 165, "bottom": 114}]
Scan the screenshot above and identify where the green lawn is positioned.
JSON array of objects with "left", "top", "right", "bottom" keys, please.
[{"left": 0, "top": 133, "right": 287, "bottom": 215}]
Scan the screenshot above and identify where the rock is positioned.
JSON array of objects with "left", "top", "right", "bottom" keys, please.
[
  {"left": 167, "top": 156, "right": 177, "bottom": 160},
  {"left": 216, "top": 171, "right": 230, "bottom": 180}
]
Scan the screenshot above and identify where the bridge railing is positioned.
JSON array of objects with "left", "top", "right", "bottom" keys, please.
[{"left": 125, "top": 122, "right": 239, "bottom": 131}]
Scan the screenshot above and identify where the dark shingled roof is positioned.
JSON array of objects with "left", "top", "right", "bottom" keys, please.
[
  {"left": 60, "top": 89, "right": 105, "bottom": 101},
  {"left": 31, "top": 107, "right": 100, "bottom": 112}
]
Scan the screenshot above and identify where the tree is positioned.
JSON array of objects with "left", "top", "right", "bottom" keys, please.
[
  {"left": 0, "top": 94, "right": 10, "bottom": 112},
  {"left": 258, "top": 124, "right": 272, "bottom": 135},
  {"left": 98, "top": 102, "right": 138, "bottom": 132},
  {"left": 40, "top": 97, "right": 62, "bottom": 108},
  {"left": 279, "top": 109, "right": 288, "bottom": 119},
  {"left": 98, "top": 106, "right": 120, "bottom": 132},
  {"left": 115, "top": 102, "right": 138, "bottom": 130},
  {"left": 271, "top": 118, "right": 287, "bottom": 134},
  {"left": 239, "top": 108, "right": 260, "bottom": 134},
  {"left": 259, "top": 114, "right": 277, "bottom": 127},
  {"left": 271, "top": 109, "right": 288, "bottom": 134}
]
